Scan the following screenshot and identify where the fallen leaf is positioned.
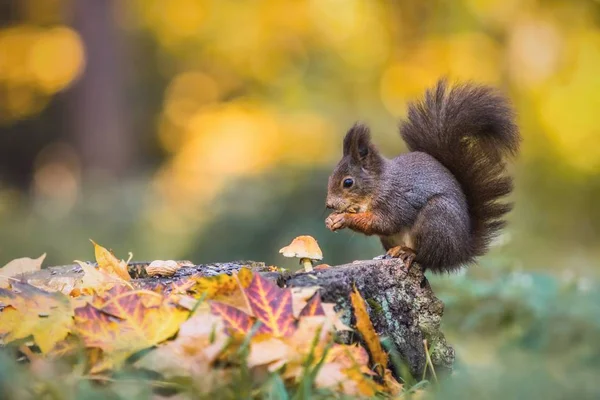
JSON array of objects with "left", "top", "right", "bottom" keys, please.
[
  {"left": 322, "top": 303, "right": 352, "bottom": 332},
  {"left": 290, "top": 286, "right": 320, "bottom": 317},
  {"left": 350, "top": 285, "right": 388, "bottom": 375},
  {"left": 73, "top": 288, "right": 188, "bottom": 371},
  {"left": 299, "top": 292, "right": 325, "bottom": 317},
  {"left": 210, "top": 301, "right": 254, "bottom": 335},
  {"left": 247, "top": 337, "right": 291, "bottom": 369},
  {"left": 90, "top": 240, "right": 131, "bottom": 281},
  {"left": 136, "top": 311, "right": 227, "bottom": 378},
  {"left": 0, "top": 282, "right": 73, "bottom": 353},
  {"left": 384, "top": 369, "right": 403, "bottom": 395},
  {"left": 0, "top": 254, "right": 46, "bottom": 288},
  {"left": 323, "top": 344, "right": 382, "bottom": 396},
  {"left": 190, "top": 267, "right": 252, "bottom": 298},
  {"left": 244, "top": 274, "right": 295, "bottom": 337},
  {"left": 73, "top": 260, "right": 131, "bottom": 295},
  {"left": 28, "top": 276, "right": 77, "bottom": 295}
]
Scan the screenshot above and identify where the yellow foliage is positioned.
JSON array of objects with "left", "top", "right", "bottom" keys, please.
[
  {"left": 0, "top": 283, "right": 73, "bottom": 353},
  {"left": 350, "top": 285, "right": 388, "bottom": 375}
]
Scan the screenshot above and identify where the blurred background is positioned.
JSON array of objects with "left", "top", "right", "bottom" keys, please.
[{"left": 0, "top": 0, "right": 599, "bottom": 397}]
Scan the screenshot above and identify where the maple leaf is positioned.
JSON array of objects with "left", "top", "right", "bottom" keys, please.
[
  {"left": 249, "top": 315, "right": 334, "bottom": 375},
  {"left": 299, "top": 292, "right": 325, "bottom": 317},
  {"left": 0, "top": 282, "right": 73, "bottom": 353},
  {"left": 136, "top": 311, "right": 228, "bottom": 378},
  {"left": 90, "top": 240, "right": 131, "bottom": 281},
  {"left": 244, "top": 273, "right": 295, "bottom": 337},
  {"left": 247, "top": 337, "right": 292, "bottom": 369},
  {"left": 350, "top": 285, "right": 388, "bottom": 375},
  {"left": 189, "top": 267, "right": 252, "bottom": 299},
  {"left": 73, "top": 288, "right": 188, "bottom": 371},
  {"left": 210, "top": 301, "right": 254, "bottom": 335},
  {"left": 72, "top": 260, "right": 131, "bottom": 296},
  {"left": 317, "top": 344, "right": 382, "bottom": 396},
  {"left": 290, "top": 286, "right": 320, "bottom": 317},
  {"left": 0, "top": 254, "right": 46, "bottom": 288}
]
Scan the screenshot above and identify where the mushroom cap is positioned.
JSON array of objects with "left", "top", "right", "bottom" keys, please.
[{"left": 279, "top": 235, "right": 323, "bottom": 261}]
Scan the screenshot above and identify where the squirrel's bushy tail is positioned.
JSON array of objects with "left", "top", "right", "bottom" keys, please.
[{"left": 400, "top": 79, "right": 520, "bottom": 257}]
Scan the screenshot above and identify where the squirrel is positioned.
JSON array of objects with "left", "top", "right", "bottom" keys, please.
[{"left": 324, "top": 79, "right": 520, "bottom": 274}]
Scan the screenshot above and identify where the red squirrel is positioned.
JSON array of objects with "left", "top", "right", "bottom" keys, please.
[{"left": 325, "top": 79, "right": 520, "bottom": 273}]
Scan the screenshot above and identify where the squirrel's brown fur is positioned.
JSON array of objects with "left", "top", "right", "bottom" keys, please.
[{"left": 325, "top": 79, "right": 520, "bottom": 273}]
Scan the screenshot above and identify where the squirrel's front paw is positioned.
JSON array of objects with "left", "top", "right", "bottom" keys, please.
[{"left": 325, "top": 213, "right": 347, "bottom": 231}]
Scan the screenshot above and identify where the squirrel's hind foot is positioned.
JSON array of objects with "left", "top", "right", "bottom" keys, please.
[{"left": 384, "top": 246, "right": 416, "bottom": 270}]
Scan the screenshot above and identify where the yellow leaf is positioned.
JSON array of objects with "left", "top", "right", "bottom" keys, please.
[
  {"left": 0, "top": 254, "right": 46, "bottom": 288},
  {"left": 190, "top": 267, "right": 252, "bottom": 298},
  {"left": 73, "top": 260, "right": 132, "bottom": 294},
  {"left": 90, "top": 240, "right": 131, "bottom": 281},
  {"left": 350, "top": 285, "right": 388, "bottom": 375},
  {"left": 0, "top": 282, "right": 73, "bottom": 353},
  {"left": 73, "top": 287, "right": 188, "bottom": 371}
]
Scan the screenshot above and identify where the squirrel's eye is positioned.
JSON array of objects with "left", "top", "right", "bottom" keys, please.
[{"left": 342, "top": 178, "right": 354, "bottom": 188}]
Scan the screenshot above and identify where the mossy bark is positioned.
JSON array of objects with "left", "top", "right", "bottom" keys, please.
[{"left": 24, "top": 258, "right": 454, "bottom": 378}]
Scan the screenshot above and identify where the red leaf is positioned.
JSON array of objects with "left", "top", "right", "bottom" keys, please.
[
  {"left": 243, "top": 274, "right": 295, "bottom": 337},
  {"left": 210, "top": 301, "right": 254, "bottom": 335},
  {"left": 299, "top": 292, "right": 325, "bottom": 317}
]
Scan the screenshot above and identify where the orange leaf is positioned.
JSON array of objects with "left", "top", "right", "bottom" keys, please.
[
  {"left": 210, "top": 301, "right": 254, "bottom": 335},
  {"left": 349, "top": 285, "right": 388, "bottom": 375},
  {"left": 90, "top": 240, "right": 131, "bottom": 281},
  {"left": 299, "top": 292, "right": 325, "bottom": 317},
  {"left": 0, "top": 282, "right": 73, "bottom": 353},
  {"left": 244, "top": 274, "right": 295, "bottom": 337},
  {"left": 73, "top": 289, "right": 188, "bottom": 370},
  {"left": 319, "top": 344, "right": 383, "bottom": 396}
]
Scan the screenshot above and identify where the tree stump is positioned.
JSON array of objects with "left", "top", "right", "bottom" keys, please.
[{"left": 23, "top": 258, "right": 455, "bottom": 378}]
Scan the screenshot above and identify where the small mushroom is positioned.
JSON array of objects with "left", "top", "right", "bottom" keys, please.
[{"left": 279, "top": 235, "right": 323, "bottom": 272}]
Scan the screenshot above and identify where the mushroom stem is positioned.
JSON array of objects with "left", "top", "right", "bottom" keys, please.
[{"left": 301, "top": 258, "right": 313, "bottom": 272}]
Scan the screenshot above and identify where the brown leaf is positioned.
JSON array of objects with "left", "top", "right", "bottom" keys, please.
[
  {"left": 0, "top": 254, "right": 46, "bottom": 288},
  {"left": 350, "top": 285, "right": 388, "bottom": 375}
]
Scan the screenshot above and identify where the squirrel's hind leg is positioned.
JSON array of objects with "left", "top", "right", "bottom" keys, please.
[{"left": 411, "top": 195, "right": 471, "bottom": 273}]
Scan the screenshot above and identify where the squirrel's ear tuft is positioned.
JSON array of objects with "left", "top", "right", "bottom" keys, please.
[{"left": 343, "top": 123, "right": 371, "bottom": 161}]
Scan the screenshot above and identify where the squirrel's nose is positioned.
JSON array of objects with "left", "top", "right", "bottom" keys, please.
[{"left": 325, "top": 201, "right": 334, "bottom": 210}]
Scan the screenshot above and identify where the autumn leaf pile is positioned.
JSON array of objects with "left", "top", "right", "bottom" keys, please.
[{"left": 0, "top": 241, "right": 404, "bottom": 398}]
